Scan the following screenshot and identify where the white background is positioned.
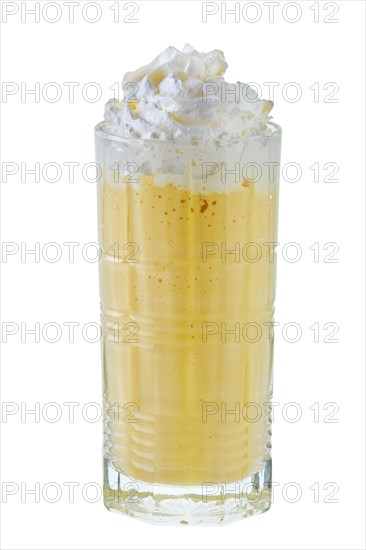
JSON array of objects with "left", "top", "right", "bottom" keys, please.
[{"left": 1, "top": 1, "right": 365, "bottom": 549}]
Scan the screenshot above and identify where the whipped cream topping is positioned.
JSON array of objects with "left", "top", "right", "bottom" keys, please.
[{"left": 103, "top": 44, "right": 274, "bottom": 142}]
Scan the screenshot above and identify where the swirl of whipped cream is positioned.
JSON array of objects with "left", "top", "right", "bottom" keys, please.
[{"left": 104, "top": 44, "right": 274, "bottom": 141}]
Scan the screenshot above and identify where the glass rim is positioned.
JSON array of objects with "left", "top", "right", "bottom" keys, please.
[{"left": 94, "top": 120, "right": 282, "bottom": 145}]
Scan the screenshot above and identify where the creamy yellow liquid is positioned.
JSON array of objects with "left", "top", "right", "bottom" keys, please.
[{"left": 99, "top": 174, "right": 277, "bottom": 486}]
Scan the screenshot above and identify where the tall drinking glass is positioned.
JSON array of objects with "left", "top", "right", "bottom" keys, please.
[{"left": 95, "top": 121, "right": 281, "bottom": 524}]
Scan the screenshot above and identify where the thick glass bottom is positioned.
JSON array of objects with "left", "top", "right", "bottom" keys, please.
[{"left": 104, "top": 457, "right": 271, "bottom": 525}]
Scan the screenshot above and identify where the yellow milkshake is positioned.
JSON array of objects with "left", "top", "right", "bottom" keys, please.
[
  {"left": 96, "top": 44, "right": 281, "bottom": 524},
  {"left": 99, "top": 174, "right": 276, "bottom": 485}
]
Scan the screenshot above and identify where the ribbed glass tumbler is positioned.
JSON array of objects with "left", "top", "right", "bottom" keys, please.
[{"left": 95, "top": 121, "right": 281, "bottom": 525}]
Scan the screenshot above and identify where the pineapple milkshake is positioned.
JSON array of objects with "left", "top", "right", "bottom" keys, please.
[{"left": 95, "top": 45, "right": 281, "bottom": 524}]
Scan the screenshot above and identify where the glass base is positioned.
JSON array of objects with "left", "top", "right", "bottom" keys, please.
[{"left": 103, "top": 457, "right": 271, "bottom": 525}]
